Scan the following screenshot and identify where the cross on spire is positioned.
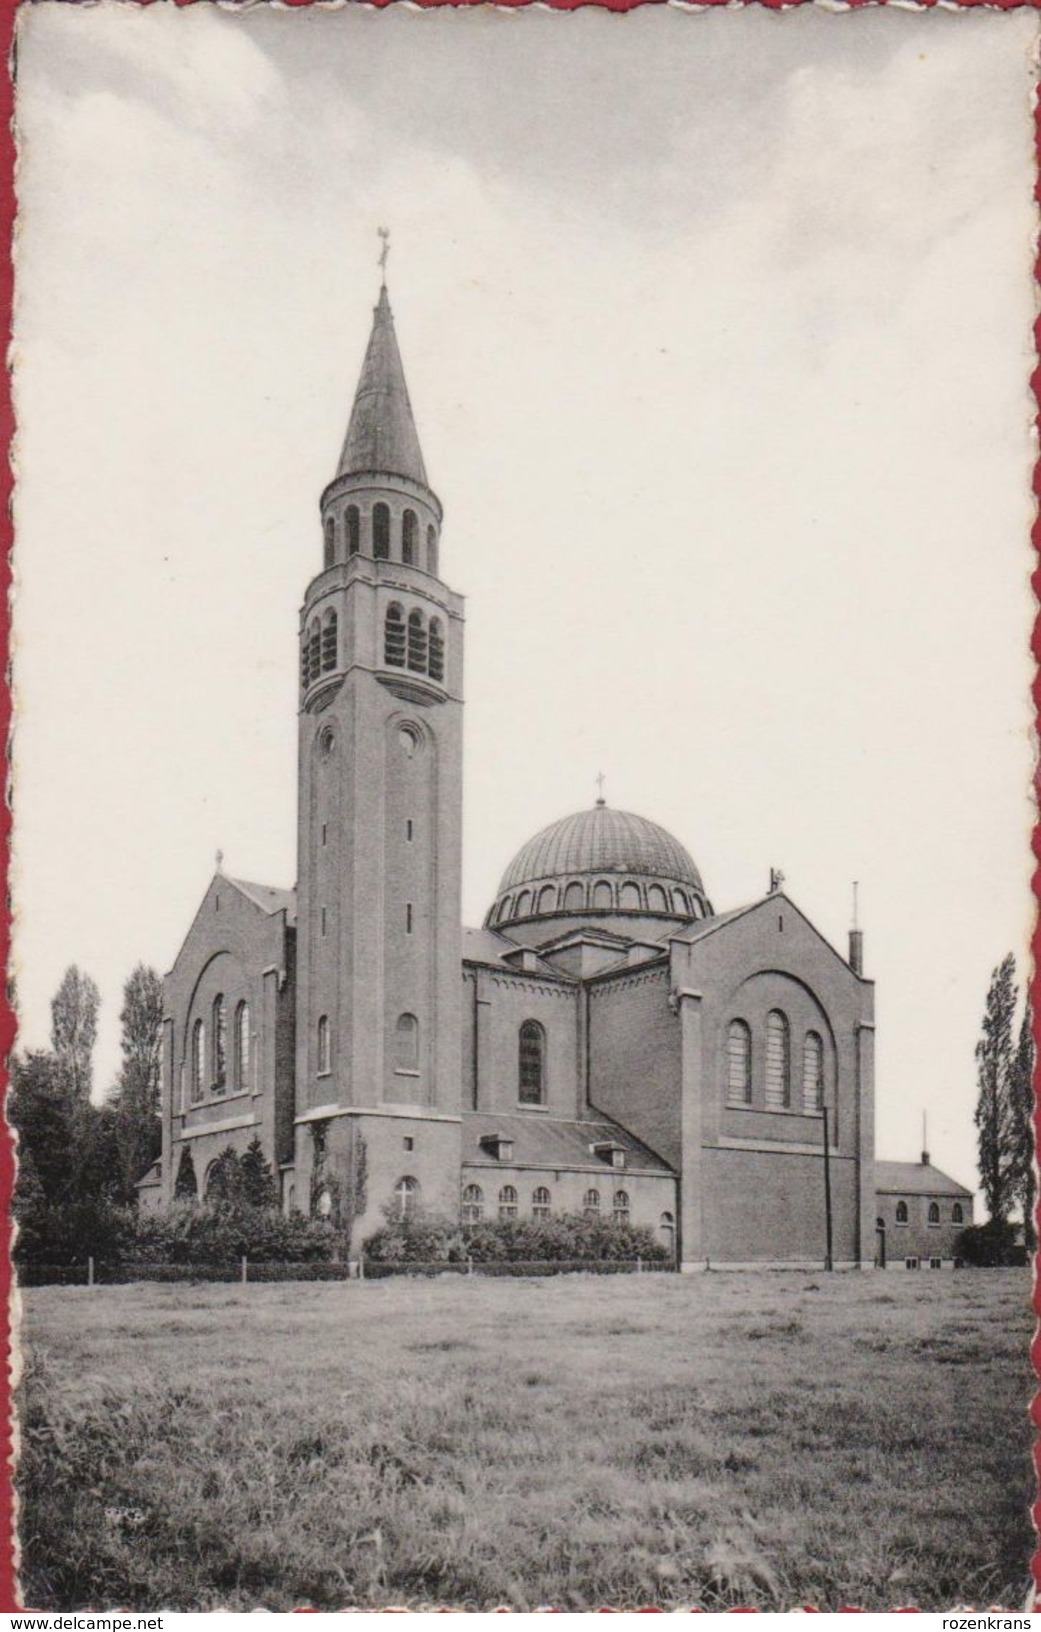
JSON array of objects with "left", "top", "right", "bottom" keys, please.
[{"left": 378, "top": 226, "right": 390, "bottom": 282}]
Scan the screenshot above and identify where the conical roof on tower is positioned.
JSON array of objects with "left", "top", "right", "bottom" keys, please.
[{"left": 337, "top": 284, "right": 429, "bottom": 487}]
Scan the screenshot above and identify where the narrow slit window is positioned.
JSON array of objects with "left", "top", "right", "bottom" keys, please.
[
  {"left": 346, "top": 505, "right": 360, "bottom": 556},
  {"left": 402, "top": 509, "right": 417, "bottom": 565},
  {"left": 427, "top": 525, "right": 438, "bottom": 576},
  {"left": 373, "top": 502, "right": 390, "bottom": 559},
  {"left": 323, "top": 516, "right": 335, "bottom": 569},
  {"left": 211, "top": 995, "right": 227, "bottom": 1091},
  {"left": 317, "top": 1014, "right": 331, "bottom": 1074},
  {"left": 235, "top": 1001, "right": 250, "bottom": 1091}
]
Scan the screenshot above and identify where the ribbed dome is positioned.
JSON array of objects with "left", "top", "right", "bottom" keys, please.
[{"left": 499, "top": 805, "right": 703, "bottom": 893}]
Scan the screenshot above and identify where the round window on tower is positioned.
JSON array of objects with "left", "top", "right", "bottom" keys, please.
[
  {"left": 318, "top": 725, "right": 336, "bottom": 759},
  {"left": 399, "top": 723, "right": 422, "bottom": 758}
]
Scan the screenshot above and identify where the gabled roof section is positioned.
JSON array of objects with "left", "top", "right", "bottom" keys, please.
[
  {"left": 461, "top": 925, "right": 566, "bottom": 980},
  {"left": 227, "top": 876, "right": 297, "bottom": 924},
  {"left": 671, "top": 892, "right": 861, "bottom": 979},
  {"left": 337, "top": 284, "right": 428, "bottom": 486},
  {"left": 463, "top": 1111, "right": 673, "bottom": 1176},
  {"left": 875, "top": 1160, "right": 973, "bottom": 1199}
]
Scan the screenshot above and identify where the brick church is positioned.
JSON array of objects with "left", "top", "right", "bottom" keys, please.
[{"left": 152, "top": 276, "right": 972, "bottom": 1270}]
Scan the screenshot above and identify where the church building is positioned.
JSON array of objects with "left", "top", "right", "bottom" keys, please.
[{"left": 156, "top": 276, "right": 972, "bottom": 1270}]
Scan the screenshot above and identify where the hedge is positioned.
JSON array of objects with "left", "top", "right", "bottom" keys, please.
[
  {"left": 360, "top": 1257, "right": 671, "bottom": 1279},
  {"left": 363, "top": 1211, "right": 670, "bottom": 1265}
]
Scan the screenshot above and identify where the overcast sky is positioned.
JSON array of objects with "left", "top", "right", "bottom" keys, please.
[{"left": 11, "top": 1, "right": 1038, "bottom": 1202}]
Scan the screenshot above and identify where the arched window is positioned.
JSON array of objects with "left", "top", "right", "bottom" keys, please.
[
  {"left": 532, "top": 1186, "right": 551, "bottom": 1220},
  {"left": 952, "top": 1202, "right": 964, "bottom": 1224},
  {"left": 175, "top": 1148, "right": 198, "bottom": 1200},
  {"left": 647, "top": 885, "right": 669, "bottom": 913},
  {"left": 373, "top": 502, "right": 390, "bottom": 559},
  {"left": 537, "top": 884, "right": 557, "bottom": 914},
  {"left": 307, "top": 618, "right": 321, "bottom": 686},
  {"left": 427, "top": 524, "right": 438, "bottom": 576},
  {"left": 317, "top": 1014, "right": 330, "bottom": 1074},
  {"left": 726, "top": 1019, "right": 752, "bottom": 1106},
  {"left": 619, "top": 882, "right": 642, "bottom": 910},
  {"left": 402, "top": 509, "right": 417, "bottom": 565},
  {"left": 563, "top": 881, "right": 585, "bottom": 912},
  {"left": 583, "top": 1188, "right": 600, "bottom": 1217},
  {"left": 395, "top": 1175, "right": 419, "bottom": 1220},
  {"left": 613, "top": 1190, "right": 631, "bottom": 1225},
  {"left": 765, "top": 1011, "right": 790, "bottom": 1109},
  {"left": 895, "top": 1200, "right": 909, "bottom": 1225},
  {"left": 802, "top": 1032, "right": 824, "bottom": 1113},
  {"left": 519, "top": 1020, "right": 545, "bottom": 1105},
  {"left": 592, "top": 880, "right": 613, "bottom": 910},
  {"left": 514, "top": 890, "right": 532, "bottom": 919},
  {"left": 407, "top": 609, "right": 428, "bottom": 674},
  {"left": 928, "top": 1201, "right": 940, "bottom": 1226},
  {"left": 499, "top": 1184, "right": 518, "bottom": 1220},
  {"left": 346, "top": 505, "right": 360, "bottom": 556},
  {"left": 321, "top": 608, "right": 338, "bottom": 673},
  {"left": 191, "top": 1019, "right": 205, "bottom": 1103},
  {"left": 659, "top": 1211, "right": 675, "bottom": 1257},
  {"left": 300, "top": 636, "right": 310, "bottom": 690},
  {"left": 461, "top": 1183, "right": 483, "bottom": 1224},
  {"left": 323, "top": 515, "right": 335, "bottom": 569},
  {"left": 395, "top": 1013, "right": 419, "bottom": 1072},
  {"left": 235, "top": 1001, "right": 250, "bottom": 1092},
  {"left": 671, "top": 889, "right": 688, "bottom": 915},
  {"left": 428, "top": 617, "right": 445, "bottom": 683},
  {"left": 384, "top": 603, "right": 406, "bottom": 668},
  {"left": 211, "top": 995, "right": 227, "bottom": 1090},
  {"left": 496, "top": 896, "right": 513, "bottom": 924}
]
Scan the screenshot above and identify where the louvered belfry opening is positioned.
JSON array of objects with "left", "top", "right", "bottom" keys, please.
[
  {"left": 385, "top": 603, "right": 406, "bottom": 668},
  {"left": 407, "top": 609, "right": 428, "bottom": 673}
]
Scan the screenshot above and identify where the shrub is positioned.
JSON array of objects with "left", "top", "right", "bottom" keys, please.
[
  {"left": 956, "top": 1219, "right": 1026, "bottom": 1267},
  {"left": 125, "top": 1201, "right": 338, "bottom": 1265},
  {"left": 363, "top": 1211, "right": 668, "bottom": 1265}
]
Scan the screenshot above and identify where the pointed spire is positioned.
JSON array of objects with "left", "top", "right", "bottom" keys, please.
[{"left": 337, "top": 281, "right": 429, "bottom": 486}]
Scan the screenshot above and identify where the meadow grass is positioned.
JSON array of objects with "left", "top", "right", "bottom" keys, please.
[{"left": 15, "top": 1268, "right": 1033, "bottom": 1611}]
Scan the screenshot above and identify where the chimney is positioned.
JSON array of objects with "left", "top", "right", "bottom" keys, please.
[{"left": 848, "top": 928, "right": 864, "bottom": 976}]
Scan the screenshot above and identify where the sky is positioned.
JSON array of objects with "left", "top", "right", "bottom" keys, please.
[{"left": 10, "top": 0, "right": 1038, "bottom": 1204}]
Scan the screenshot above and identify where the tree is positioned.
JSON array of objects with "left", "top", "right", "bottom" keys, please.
[
  {"left": 8, "top": 1050, "right": 73, "bottom": 1206},
  {"left": 50, "top": 965, "right": 100, "bottom": 1104},
  {"left": 974, "top": 954, "right": 1017, "bottom": 1224},
  {"left": 1008, "top": 1006, "right": 1036, "bottom": 1252},
  {"left": 111, "top": 964, "right": 163, "bottom": 1199},
  {"left": 238, "top": 1137, "right": 277, "bottom": 1210}
]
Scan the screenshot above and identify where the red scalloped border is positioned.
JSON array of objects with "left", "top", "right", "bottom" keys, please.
[{"left": 0, "top": 0, "right": 1034, "bottom": 1615}]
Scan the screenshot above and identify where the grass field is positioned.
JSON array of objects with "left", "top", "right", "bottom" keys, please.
[{"left": 15, "top": 1268, "right": 1034, "bottom": 1612}]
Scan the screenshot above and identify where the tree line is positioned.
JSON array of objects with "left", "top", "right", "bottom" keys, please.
[{"left": 973, "top": 952, "right": 1035, "bottom": 1261}]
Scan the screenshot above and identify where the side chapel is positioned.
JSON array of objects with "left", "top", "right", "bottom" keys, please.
[{"left": 153, "top": 275, "right": 972, "bottom": 1270}]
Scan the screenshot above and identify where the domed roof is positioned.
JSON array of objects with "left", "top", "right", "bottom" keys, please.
[{"left": 497, "top": 804, "right": 705, "bottom": 897}]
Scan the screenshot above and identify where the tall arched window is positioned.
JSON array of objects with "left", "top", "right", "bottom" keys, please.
[
  {"left": 765, "top": 1011, "right": 790, "bottom": 1109},
  {"left": 659, "top": 1211, "right": 675, "bottom": 1257},
  {"left": 384, "top": 603, "right": 406, "bottom": 668},
  {"left": 952, "top": 1202, "right": 964, "bottom": 1224},
  {"left": 394, "top": 1013, "right": 419, "bottom": 1072},
  {"left": 428, "top": 618, "right": 445, "bottom": 683},
  {"left": 323, "top": 516, "right": 335, "bottom": 569},
  {"left": 427, "top": 524, "right": 438, "bottom": 576},
  {"left": 235, "top": 1001, "right": 250, "bottom": 1092},
  {"left": 895, "top": 1200, "right": 909, "bottom": 1225},
  {"left": 307, "top": 618, "right": 321, "bottom": 686},
  {"left": 396, "top": 1175, "right": 419, "bottom": 1220},
  {"left": 583, "top": 1188, "right": 601, "bottom": 1217},
  {"left": 927, "top": 1201, "right": 940, "bottom": 1226},
  {"left": 537, "top": 884, "right": 557, "bottom": 914},
  {"left": 402, "top": 509, "right": 417, "bottom": 565},
  {"left": 211, "top": 995, "right": 227, "bottom": 1090},
  {"left": 518, "top": 1020, "right": 545, "bottom": 1105},
  {"left": 532, "top": 1186, "right": 551, "bottom": 1220},
  {"left": 613, "top": 1190, "right": 631, "bottom": 1225},
  {"left": 461, "top": 1183, "right": 483, "bottom": 1224},
  {"left": 499, "top": 1184, "right": 518, "bottom": 1220},
  {"left": 802, "top": 1032, "right": 824, "bottom": 1113},
  {"left": 373, "top": 502, "right": 390, "bottom": 559},
  {"left": 317, "top": 1014, "right": 330, "bottom": 1074},
  {"left": 321, "top": 608, "right": 338, "bottom": 673},
  {"left": 407, "top": 610, "right": 428, "bottom": 673},
  {"left": 726, "top": 1019, "right": 752, "bottom": 1106},
  {"left": 346, "top": 505, "right": 360, "bottom": 556},
  {"left": 191, "top": 1019, "right": 205, "bottom": 1103}
]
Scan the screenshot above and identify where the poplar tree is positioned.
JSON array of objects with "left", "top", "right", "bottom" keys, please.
[
  {"left": 974, "top": 954, "right": 1017, "bottom": 1224},
  {"left": 49, "top": 965, "right": 100, "bottom": 1104},
  {"left": 111, "top": 964, "right": 163, "bottom": 1197},
  {"left": 1008, "top": 1006, "right": 1036, "bottom": 1252}
]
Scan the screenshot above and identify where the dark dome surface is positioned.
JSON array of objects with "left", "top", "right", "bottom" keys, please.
[{"left": 498, "top": 805, "right": 704, "bottom": 894}]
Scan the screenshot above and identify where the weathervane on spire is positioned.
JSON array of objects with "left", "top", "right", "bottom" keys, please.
[
  {"left": 378, "top": 226, "right": 390, "bottom": 283},
  {"left": 595, "top": 772, "right": 606, "bottom": 808}
]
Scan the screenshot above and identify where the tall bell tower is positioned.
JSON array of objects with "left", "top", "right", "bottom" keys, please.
[{"left": 293, "top": 267, "right": 464, "bottom": 1229}]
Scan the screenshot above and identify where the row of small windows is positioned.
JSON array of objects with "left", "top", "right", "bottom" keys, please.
[
  {"left": 324, "top": 504, "right": 439, "bottom": 575},
  {"left": 384, "top": 604, "right": 445, "bottom": 682},
  {"left": 495, "top": 880, "right": 706, "bottom": 924},
  {"left": 301, "top": 609, "right": 339, "bottom": 688},
  {"left": 189, "top": 997, "right": 251, "bottom": 1103},
  {"left": 461, "top": 1184, "right": 632, "bottom": 1225},
  {"left": 726, "top": 1014, "right": 824, "bottom": 1113},
  {"left": 894, "top": 1200, "right": 964, "bottom": 1226}
]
